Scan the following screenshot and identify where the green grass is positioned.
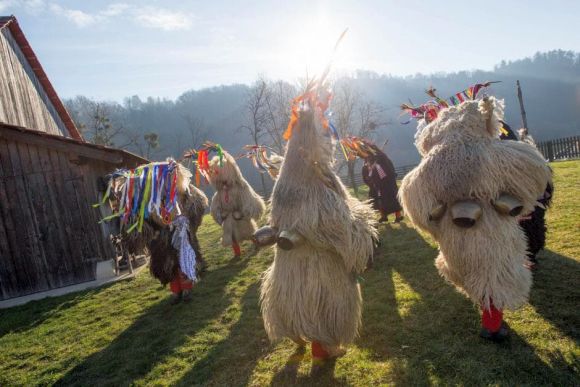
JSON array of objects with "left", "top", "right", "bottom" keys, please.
[{"left": 1, "top": 161, "right": 579, "bottom": 386}]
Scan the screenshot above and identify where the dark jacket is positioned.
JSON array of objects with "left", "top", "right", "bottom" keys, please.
[{"left": 362, "top": 149, "right": 402, "bottom": 214}]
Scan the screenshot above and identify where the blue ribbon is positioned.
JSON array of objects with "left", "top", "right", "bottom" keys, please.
[
  {"left": 151, "top": 164, "right": 160, "bottom": 211},
  {"left": 165, "top": 163, "right": 175, "bottom": 212},
  {"left": 131, "top": 173, "right": 140, "bottom": 217},
  {"left": 329, "top": 121, "right": 341, "bottom": 141}
]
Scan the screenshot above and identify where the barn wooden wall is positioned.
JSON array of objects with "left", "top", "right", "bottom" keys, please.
[
  {"left": 0, "top": 135, "right": 118, "bottom": 300},
  {"left": 0, "top": 27, "right": 68, "bottom": 137}
]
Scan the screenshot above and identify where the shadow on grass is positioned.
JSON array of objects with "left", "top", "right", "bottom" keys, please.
[
  {"left": 54, "top": 258, "right": 250, "bottom": 386},
  {"left": 0, "top": 282, "right": 118, "bottom": 338},
  {"left": 269, "top": 356, "right": 348, "bottom": 387},
  {"left": 175, "top": 282, "right": 268, "bottom": 386},
  {"left": 529, "top": 249, "right": 580, "bottom": 343},
  {"left": 358, "top": 222, "right": 578, "bottom": 385}
]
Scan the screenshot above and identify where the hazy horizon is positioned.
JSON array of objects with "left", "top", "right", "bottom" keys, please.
[{"left": 2, "top": 0, "right": 580, "bottom": 101}]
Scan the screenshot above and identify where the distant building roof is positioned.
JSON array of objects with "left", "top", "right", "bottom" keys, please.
[{"left": 0, "top": 15, "right": 83, "bottom": 141}]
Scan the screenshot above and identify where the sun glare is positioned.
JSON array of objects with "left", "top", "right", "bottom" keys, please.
[{"left": 276, "top": 16, "right": 351, "bottom": 81}]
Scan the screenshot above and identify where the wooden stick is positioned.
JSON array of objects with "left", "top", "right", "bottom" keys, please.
[{"left": 516, "top": 80, "right": 529, "bottom": 133}]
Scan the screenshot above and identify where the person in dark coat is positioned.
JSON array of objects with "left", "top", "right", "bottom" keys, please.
[
  {"left": 361, "top": 145, "right": 403, "bottom": 223},
  {"left": 499, "top": 121, "right": 553, "bottom": 268},
  {"left": 499, "top": 120, "right": 519, "bottom": 141}
]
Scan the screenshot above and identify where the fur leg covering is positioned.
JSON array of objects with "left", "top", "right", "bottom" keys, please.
[
  {"left": 435, "top": 202, "right": 533, "bottom": 310},
  {"left": 261, "top": 246, "right": 363, "bottom": 348}
]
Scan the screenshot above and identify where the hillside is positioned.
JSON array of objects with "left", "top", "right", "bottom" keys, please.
[
  {"left": 0, "top": 160, "right": 578, "bottom": 386},
  {"left": 65, "top": 50, "right": 580, "bottom": 191}
]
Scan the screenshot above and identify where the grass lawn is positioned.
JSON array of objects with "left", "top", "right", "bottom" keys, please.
[{"left": 0, "top": 160, "right": 578, "bottom": 386}]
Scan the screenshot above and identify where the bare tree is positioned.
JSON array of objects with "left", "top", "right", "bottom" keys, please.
[
  {"left": 241, "top": 78, "right": 271, "bottom": 194},
  {"left": 143, "top": 132, "right": 160, "bottom": 159},
  {"left": 263, "top": 80, "right": 296, "bottom": 154},
  {"left": 66, "top": 96, "right": 143, "bottom": 151},
  {"left": 332, "top": 81, "right": 362, "bottom": 195},
  {"left": 331, "top": 81, "right": 387, "bottom": 196},
  {"left": 182, "top": 114, "right": 208, "bottom": 151}
]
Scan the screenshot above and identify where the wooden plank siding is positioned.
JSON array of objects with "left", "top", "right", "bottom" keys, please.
[
  {"left": 0, "top": 128, "right": 145, "bottom": 300},
  {"left": 0, "top": 27, "right": 69, "bottom": 137}
]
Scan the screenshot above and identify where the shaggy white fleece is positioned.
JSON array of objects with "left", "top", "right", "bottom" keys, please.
[
  {"left": 399, "top": 98, "right": 552, "bottom": 310},
  {"left": 208, "top": 151, "right": 266, "bottom": 246},
  {"left": 261, "top": 108, "right": 377, "bottom": 349}
]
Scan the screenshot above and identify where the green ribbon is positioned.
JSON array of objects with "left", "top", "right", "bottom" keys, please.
[
  {"left": 216, "top": 144, "right": 224, "bottom": 167},
  {"left": 92, "top": 182, "right": 112, "bottom": 208},
  {"left": 137, "top": 167, "right": 153, "bottom": 233},
  {"left": 126, "top": 221, "right": 139, "bottom": 234},
  {"left": 97, "top": 210, "right": 123, "bottom": 224}
]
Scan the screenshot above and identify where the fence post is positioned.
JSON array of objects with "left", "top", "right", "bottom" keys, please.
[{"left": 546, "top": 141, "right": 554, "bottom": 161}]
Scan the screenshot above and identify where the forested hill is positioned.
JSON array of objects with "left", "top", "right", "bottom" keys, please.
[{"left": 65, "top": 50, "right": 580, "bottom": 190}]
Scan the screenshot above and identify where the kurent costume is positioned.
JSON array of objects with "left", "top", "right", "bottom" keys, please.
[
  {"left": 257, "top": 85, "right": 377, "bottom": 363},
  {"left": 208, "top": 150, "right": 266, "bottom": 258},
  {"left": 100, "top": 161, "right": 208, "bottom": 304},
  {"left": 148, "top": 178, "right": 208, "bottom": 304},
  {"left": 241, "top": 145, "right": 284, "bottom": 180},
  {"left": 499, "top": 121, "right": 553, "bottom": 267},
  {"left": 361, "top": 144, "right": 403, "bottom": 223},
  {"left": 399, "top": 96, "right": 552, "bottom": 341}
]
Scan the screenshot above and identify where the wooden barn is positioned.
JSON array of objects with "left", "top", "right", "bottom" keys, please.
[{"left": 0, "top": 16, "right": 147, "bottom": 300}]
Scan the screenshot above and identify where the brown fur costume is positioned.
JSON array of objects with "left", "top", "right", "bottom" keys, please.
[
  {"left": 207, "top": 151, "right": 266, "bottom": 248},
  {"left": 148, "top": 179, "right": 208, "bottom": 284},
  {"left": 108, "top": 163, "right": 208, "bottom": 285},
  {"left": 399, "top": 98, "right": 552, "bottom": 312},
  {"left": 260, "top": 104, "right": 377, "bottom": 354}
]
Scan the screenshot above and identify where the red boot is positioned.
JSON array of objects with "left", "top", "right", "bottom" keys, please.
[
  {"left": 232, "top": 241, "right": 241, "bottom": 258},
  {"left": 311, "top": 341, "right": 329, "bottom": 361},
  {"left": 480, "top": 301, "right": 510, "bottom": 342}
]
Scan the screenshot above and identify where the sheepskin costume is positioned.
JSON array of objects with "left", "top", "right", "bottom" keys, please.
[
  {"left": 207, "top": 150, "right": 266, "bottom": 257},
  {"left": 399, "top": 97, "right": 552, "bottom": 341},
  {"left": 266, "top": 153, "right": 284, "bottom": 180},
  {"left": 148, "top": 170, "right": 208, "bottom": 281},
  {"left": 260, "top": 93, "right": 377, "bottom": 361},
  {"left": 108, "top": 163, "right": 208, "bottom": 303}
]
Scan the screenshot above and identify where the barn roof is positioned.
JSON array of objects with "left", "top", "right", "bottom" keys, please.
[
  {"left": 0, "top": 122, "right": 148, "bottom": 166},
  {"left": 0, "top": 15, "right": 84, "bottom": 141}
]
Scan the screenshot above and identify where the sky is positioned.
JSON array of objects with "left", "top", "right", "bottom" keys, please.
[{"left": 1, "top": 0, "right": 579, "bottom": 101}]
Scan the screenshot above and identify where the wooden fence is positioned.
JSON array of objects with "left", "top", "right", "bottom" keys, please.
[{"left": 536, "top": 135, "right": 580, "bottom": 161}]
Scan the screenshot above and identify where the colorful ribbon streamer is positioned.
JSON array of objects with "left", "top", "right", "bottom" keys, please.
[
  {"left": 339, "top": 136, "right": 378, "bottom": 160},
  {"left": 239, "top": 145, "right": 283, "bottom": 177},
  {"left": 94, "top": 160, "right": 183, "bottom": 233},
  {"left": 181, "top": 142, "right": 226, "bottom": 186},
  {"left": 401, "top": 81, "right": 500, "bottom": 123}
]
